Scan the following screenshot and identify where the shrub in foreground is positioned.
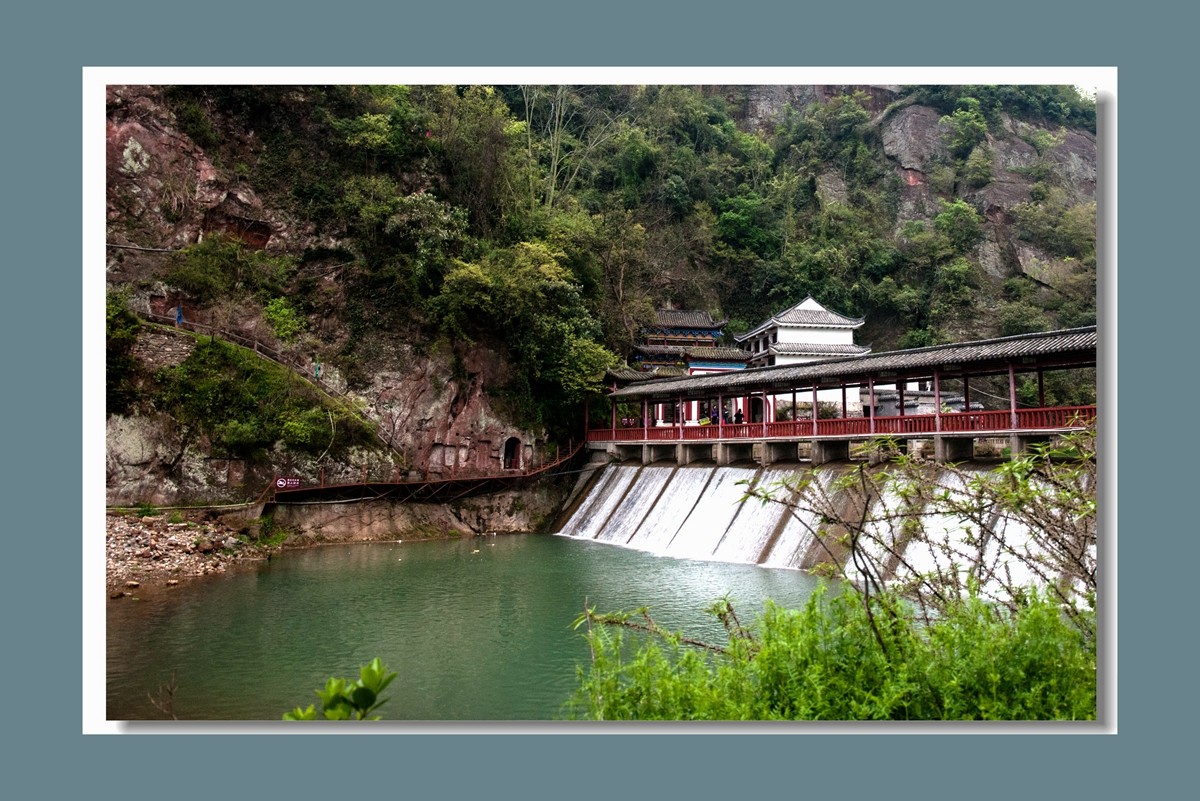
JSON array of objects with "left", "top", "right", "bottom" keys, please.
[{"left": 568, "top": 587, "right": 1095, "bottom": 721}]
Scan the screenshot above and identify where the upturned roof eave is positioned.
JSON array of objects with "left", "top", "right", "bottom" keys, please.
[{"left": 605, "top": 326, "right": 1097, "bottom": 401}]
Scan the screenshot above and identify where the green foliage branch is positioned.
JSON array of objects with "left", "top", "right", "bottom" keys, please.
[
  {"left": 284, "top": 657, "right": 398, "bottom": 720},
  {"left": 569, "top": 425, "right": 1097, "bottom": 720},
  {"left": 157, "top": 337, "right": 373, "bottom": 458}
]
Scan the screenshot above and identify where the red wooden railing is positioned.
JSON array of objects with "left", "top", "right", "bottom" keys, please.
[{"left": 586, "top": 405, "right": 1096, "bottom": 443}]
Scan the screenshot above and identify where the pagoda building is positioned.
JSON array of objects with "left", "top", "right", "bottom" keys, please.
[
  {"left": 607, "top": 308, "right": 750, "bottom": 426},
  {"left": 734, "top": 296, "right": 870, "bottom": 369},
  {"left": 632, "top": 309, "right": 750, "bottom": 377},
  {"left": 735, "top": 296, "right": 871, "bottom": 421}
]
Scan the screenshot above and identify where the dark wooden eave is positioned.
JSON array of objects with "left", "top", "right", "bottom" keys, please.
[{"left": 606, "top": 326, "right": 1097, "bottom": 401}]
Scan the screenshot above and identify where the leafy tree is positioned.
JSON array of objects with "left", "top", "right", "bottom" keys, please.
[
  {"left": 106, "top": 290, "right": 142, "bottom": 415},
  {"left": 164, "top": 234, "right": 295, "bottom": 304},
  {"left": 997, "top": 300, "right": 1051, "bottom": 336},
  {"left": 910, "top": 85, "right": 1095, "bottom": 132},
  {"left": 940, "top": 97, "right": 988, "bottom": 159},
  {"left": 929, "top": 257, "right": 977, "bottom": 328},
  {"left": 517, "top": 85, "right": 629, "bottom": 211},
  {"left": 262, "top": 297, "right": 306, "bottom": 343},
  {"left": 417, "top": 85, "right": 522, "bottom": 237},
  {"left": 933, "top": 198, "right": 984, "bottom": 253},
  {"left": 436, "top": 241, "right": 617, "bottom": 427},
  {"left": 962, "top": 144, "right": 993, "bottom": 187}
]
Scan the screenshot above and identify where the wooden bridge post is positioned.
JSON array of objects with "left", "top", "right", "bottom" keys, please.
[
  {"left": 792, "top": 388, "right": 798, "bottom": 436},
  {"left": 812, "top": 385, "right": 818, "bottom": 436},
  {"left": 1009, "top": 363, "right": 1019, "bottom": 429},
  {"left": 868, "top": 379, "right": 876, "bottom": 435},
  {"left": 933, "top": 367, "right": 942, "bottom": 432}
]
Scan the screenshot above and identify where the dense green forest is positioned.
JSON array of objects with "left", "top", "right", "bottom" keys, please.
[{"left": 125, "top": 84, "right": 1096, "bottom": 435}]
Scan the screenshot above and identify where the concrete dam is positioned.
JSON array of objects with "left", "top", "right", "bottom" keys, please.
[{"left": 554, "top": 456, "right": 1095, "bottom": 606}]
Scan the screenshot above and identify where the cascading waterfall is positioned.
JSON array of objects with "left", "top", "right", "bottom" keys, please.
[
  {"left": 554, "top": 460, "right": 1089, "bottom": 600},
  {"left": 759, "top": 468, "right": 837, "bottom": 570}
]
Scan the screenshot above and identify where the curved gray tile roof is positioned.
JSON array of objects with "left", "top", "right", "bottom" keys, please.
[
  {"left": 610, "top": 326, "right": 1097, "bottom": 400},
  {"left": 770, "top": 342, "right": 872, "bottom": 356},
  {"left": 735, "top": 297, "right": 864, "bottom": 341},
  {"left": 635, "top": 344, "right": 750, "bottom": 360},
  {"left": 651, "top": 309, "right": 726, "bottom": 328}
]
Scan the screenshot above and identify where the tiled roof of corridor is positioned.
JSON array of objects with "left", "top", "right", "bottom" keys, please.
[{"left": 608, "top": 326, "right": 1097, "bottom": 400}]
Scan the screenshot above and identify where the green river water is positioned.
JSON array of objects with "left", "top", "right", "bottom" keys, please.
[{"left": 105, "top": 533, "right": 824, "bottom": 721}]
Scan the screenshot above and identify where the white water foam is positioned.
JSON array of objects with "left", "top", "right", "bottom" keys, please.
[
  {"left": 760, "top": 469, "right": 837, "bottom": 570},
  {"left": 711, "top": 468, "right": 792, "bottom": 564},
  {"left": 595, "top": 465, "right": 675, "bottom": 543},
  {"left": 558, "top": 465, "right": 638, "bottom": 540},
  {"left": 665, "top": 467, "right": 759, "bottom": 561},
  {"left": 625, "top": 466, "right": 714, "bottom": 554}
]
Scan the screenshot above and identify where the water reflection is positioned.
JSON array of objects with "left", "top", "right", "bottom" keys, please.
[{"left": 107, "top": 534, "right": 823, "bottom": 720}]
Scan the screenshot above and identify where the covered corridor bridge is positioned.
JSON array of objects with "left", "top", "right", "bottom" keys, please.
[{"left": 587, "top": 326, "right": 1097, "bottom": 464}]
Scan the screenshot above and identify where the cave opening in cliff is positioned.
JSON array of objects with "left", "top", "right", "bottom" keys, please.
[{"left": 503, "top": 437, "right": 521, "bottom": 470}]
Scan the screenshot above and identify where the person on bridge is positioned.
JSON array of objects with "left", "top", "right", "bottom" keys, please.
[{"left": 734, "top": 409, "right": 744, "bottom": 424}]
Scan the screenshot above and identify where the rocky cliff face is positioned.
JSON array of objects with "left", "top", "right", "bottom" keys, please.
[
  {"left": 726, "top": 84, "right": 1097, "bottom": 297},
  {"left": 105, "top": 86, "right": 551, "bottom": 512},
  {"left": 104, "top": 84, "right": 1095, "bottom": 513}
]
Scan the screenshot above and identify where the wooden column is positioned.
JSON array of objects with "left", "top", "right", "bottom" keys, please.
[
  {"left": 1038, "top": 368, "right": 1046, "bottom": 408},
  {"left": 717, "top": 392, "right": 724, "bottom": 438},
  {"left": 1009, "top": 363, "right": 1019, "bottom": 429},
  {"left": 933, "top": 368, "right": 942, "bottom": 433},
  {"left": 792, "top": 388, "right": 798, "bottom": 436},
  {"left": 868, "top": 379, "right": 876, "bottom": 434},
  {"left": 611, "top": 398, "right": 616, "bottom": 438},
  {"left": 812, "top": 385, "right": 818, "bottom": 436}
]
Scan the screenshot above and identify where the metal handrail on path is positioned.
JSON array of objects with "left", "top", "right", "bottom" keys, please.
[
  {"left": 268, "top": 440, "right": 590, "bottom": 505},
  {"left": 135, "top": 310, "right": 587, "bottom": 504}
]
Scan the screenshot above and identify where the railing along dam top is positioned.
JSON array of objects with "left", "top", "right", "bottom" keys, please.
[{"left": 587, "top": 405, "right": 1096, "bottom": 443}]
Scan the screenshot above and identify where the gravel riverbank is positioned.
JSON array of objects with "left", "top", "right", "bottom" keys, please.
[{"left": 105, "top": 510, "right": 278, "bottom": 596}]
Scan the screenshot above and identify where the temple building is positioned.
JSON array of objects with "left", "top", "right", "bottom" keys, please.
[
  {"left": 629, "top": 308, "right": 750, "bottom": 377},
  {"left": 607, "top": 308, "right": 749, "bottom": 425},
  {"left": 734, "top": 296, "right": 870, "bottom": 368},
  {"left": 735, "top": 296, "right": 871, "bottom": 420}
]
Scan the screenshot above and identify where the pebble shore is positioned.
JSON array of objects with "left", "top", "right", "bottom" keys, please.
[{"left": 105, "top": 510, "right": 276, "bottom": 597}]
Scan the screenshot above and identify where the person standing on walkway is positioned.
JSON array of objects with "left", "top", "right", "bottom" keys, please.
[{"left": 174, "top": 303, "right": 184, "bottom": 328}]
